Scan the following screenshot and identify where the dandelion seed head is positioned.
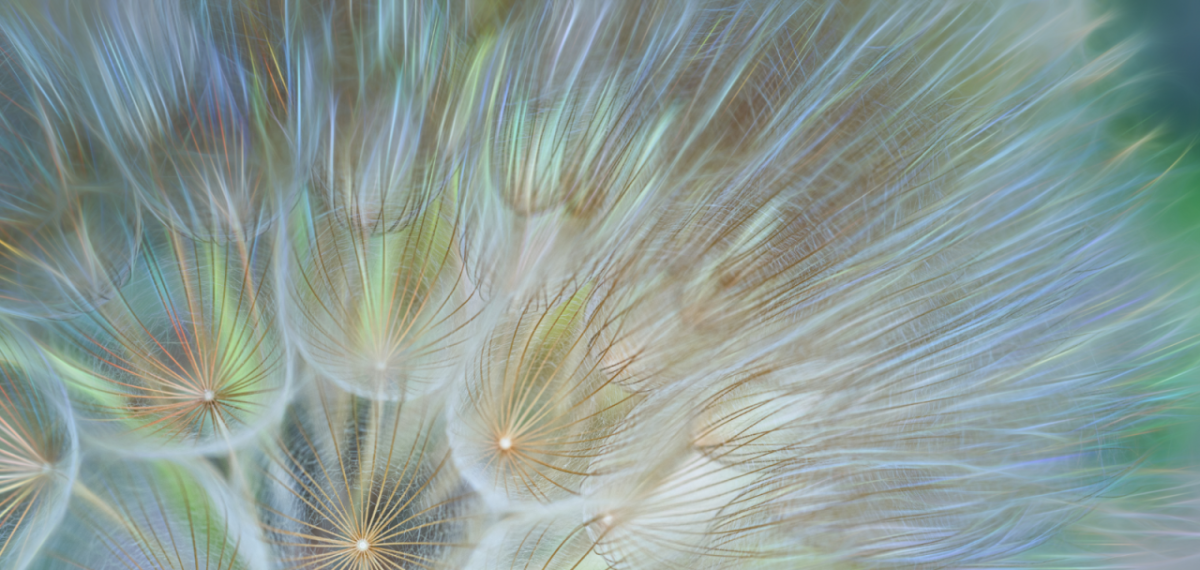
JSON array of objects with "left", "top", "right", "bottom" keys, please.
[
  {"left": 35, "top": 459, "right": 263, "bottom": 570},
  {"left": 0, "top": 328, "right": 78, "bottom": 570},
  {"left": 0, "top": 0, "right": 1195, "bottom": 568},
  {"left": 36, "top": 223, "right": 287, "bottom": 454},
  {"left": 252, "top": 381, "right": 484, "bottom": 568}
]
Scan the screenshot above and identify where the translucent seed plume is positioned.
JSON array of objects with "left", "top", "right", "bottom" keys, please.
[
  {"left": 0, "top": 326, "right": 76, "bottom": 570},
  {"left": 0, "top": 1, "right": 1195, "bottom": 569},
  {"left": 40, "top": 221, "right": 286, "bottom": 454}
]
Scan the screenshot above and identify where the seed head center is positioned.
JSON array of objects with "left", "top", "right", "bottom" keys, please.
[
  {"left": 498, "top": 436, "right": 513, "bottom": 451},
  {"left": 356, "top": 539, "right": 370, "bottom": 552},
  {"left": 202, "top": 390, "right": 215, "bottom": 402}
]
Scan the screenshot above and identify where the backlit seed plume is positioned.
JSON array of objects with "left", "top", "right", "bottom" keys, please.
[
  {"left": 0, "top": 325, "right": 76, "bottom": 570},
  {"left": 463, "top": 508, "right": 609, "bottom": 570},
  {"left": 292, "top": 0, "right": 457, "bottom": 228},
  {"left": 0, "top": 0, "right": 199, "bottom": 158},
  {"left": 0, "top": 0, "right": 1195, "bottom": 569},
  {"left": 283, "top": 187, "right": 477, "bottom": 400},
  {"left": 30, "top": 458, "right": 267, "bottom": 570},
  {"left": 124, "top": 0, "right": 297, "bottom": 239},
  {"left": 0, "top": 23, "right": 142, "bottom": 319},
  {"left": 451, "top": 2, "right": 690, "bottom": 293},
  {"left": 39, "top": 221, "right": 286, "bottom": 455},
  {"left": 449, "top": 283, "right": 640, "bottom": 504},
  {"left": 279, "top": 0, "right": 476, "bottom": 401},
  {"left": 248, "top": 379, "right": 484, "bottom": 570},
  {"left": 1, "top": 0, "right": 298, "bottom": 240}
]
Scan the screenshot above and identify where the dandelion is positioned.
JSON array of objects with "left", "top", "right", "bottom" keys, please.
[
  {"left": 0, "top": 325, "right": 76, "bottom": 570},
  {"left": 39, "top": 221, "right": 287, "bottom": 455},
  {"left": 0, "top": 18, "right": 142, "bottom": 320},
  {"left": 283, "top": 186, "right": 477, "bottom": 401},
  {"left": 250, "top": 379, "right": 483, "bottom": 569},
  {"left": 0, "top": 1, "right": 1195, "bottom": 569},
  {"left": 449, "top": 283, "right": 641, "bottom": 504},
  {"left": 33, "top": 458, "right": 267, "bottom": 570}
]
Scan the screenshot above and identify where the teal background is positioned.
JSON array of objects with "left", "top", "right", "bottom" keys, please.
[{"left": 1092, "top": 1, "right": 1200, "bottom": 470}]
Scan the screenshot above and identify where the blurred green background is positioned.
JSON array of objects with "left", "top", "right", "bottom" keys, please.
[
  {"left": 1092, "top": 1, "right": 1200, "bottom": 469},
  {"left": 1095, "top": 1, "right": 1200, "bottom": 241}
]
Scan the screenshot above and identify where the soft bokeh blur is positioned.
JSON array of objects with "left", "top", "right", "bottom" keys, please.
[
  {"left": 1095, "top": 1, "right": 1200, "bottom": 243},
  {"left": 1072, "top": 5, "right": 1200, "bottom": 566},
  {"left": 1088, "top": 2, "right": 1200, "bottom": 470}
]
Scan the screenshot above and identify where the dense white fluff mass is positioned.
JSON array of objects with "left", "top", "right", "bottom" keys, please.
[{"left": 0, "top": 1, "right": 1194, "bottom": 569}]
